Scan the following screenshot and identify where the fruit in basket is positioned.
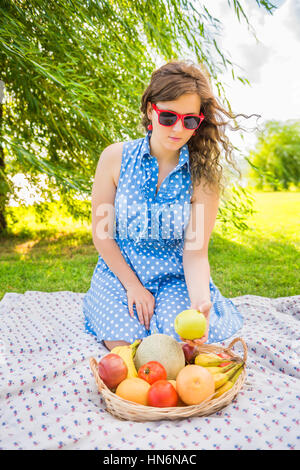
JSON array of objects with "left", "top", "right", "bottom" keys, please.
[
  {"left": 115, "top": 377, "right": 150, "bottom": 405},
  {"left": 98, "top": 353, "right": 128, "bottom": 389},
  {"left": 148, "top": 380, "right": 178, "bottom": 407},
  {"left": 176, "top": 365, "right": 215, "bottom": 405},
  {"left": 194, "top": 352, "right": 235, "bottom": 367},
  {"left": 205, "top": 362, "right": 238, "bottom": 375},
  {"left": 168, "top": 380, "right": 187, "bottom": 406},
  {"left": 134, "top": 334, "right": 185, "bottom": 380},
  {"left": 138, "top": 361, "right": 167, "bottom": 385},
  {"left": 213, "top": 365, "right": 244, "bottom": 398},
  {"left": 217, "top": 352, "right": 232, "bottom": 360},
  {"left": 110, "top": 339, "right": 141, "bottom": 378},
  {"left": 174, "top": 309, "right": 207, "bottom": 340},
  {"left": 182, "top": 343, "right": 198, "bottom": 364},
  {"left": 213, "top": 380, "right": 233, "bottom": 398},
  {"left": 212, "top": 363, "right": 244, "bottom": 390},
  {"left": 216, "top": 352, "right": 234, "bottom": 367}
]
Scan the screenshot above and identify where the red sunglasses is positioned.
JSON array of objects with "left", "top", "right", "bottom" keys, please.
[{"left": 152, "top": 103, "right": 204, "bottom": 130}]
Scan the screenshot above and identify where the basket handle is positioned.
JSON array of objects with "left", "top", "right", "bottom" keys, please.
[
  {"left": 225, "top": 337, "right": 247, "bottom": 363},
  {"left": 90, "top": 357, "right": 104, "bottom": 392}
]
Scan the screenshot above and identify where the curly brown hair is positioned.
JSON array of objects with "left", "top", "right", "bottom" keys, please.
[{"left": 140, "top": 59, "right": 259, "bottom": 196}]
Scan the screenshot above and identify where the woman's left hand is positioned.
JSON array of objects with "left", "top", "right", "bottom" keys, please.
[{"left": 179, "top": 300, "right": 212, "bottom": 346}]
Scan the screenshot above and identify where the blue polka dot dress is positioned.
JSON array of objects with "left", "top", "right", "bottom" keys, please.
[{"left": 83, "top": 130, "right": 243, "bottom": 344}]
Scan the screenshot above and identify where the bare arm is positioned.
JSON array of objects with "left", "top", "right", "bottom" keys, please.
[
  {"left": 182, "top": 180, "right": 220, "bottom": 343},
  {"left": 91, "top": 143, "right": 140, "bottom": 291},
  {"left": 91, "top": 143, "right": 155, "bottom": 329},
  {"left": 183, "top": 180, "right": 220, "bottom": 301}
]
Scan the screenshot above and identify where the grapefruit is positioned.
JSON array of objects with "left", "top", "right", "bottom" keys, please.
[{"left": 176, "top": 365, "right": 215, "bottom": 405}]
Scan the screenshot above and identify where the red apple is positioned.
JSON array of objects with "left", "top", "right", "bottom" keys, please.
[
  {"left": 182, "top": 343, "right": 198, "bottom": 364},
  {"left": 148, "top": 380, "right": 178, "bottom": 407},
  {"left": 216, "top": 352, "right": 234, "bottom": 367},
  {"left": 217, "top": 352, "right": 232, "bottom": 360},
  {"left": 98, "top": 353, "right": 128, "bottom": 389}
]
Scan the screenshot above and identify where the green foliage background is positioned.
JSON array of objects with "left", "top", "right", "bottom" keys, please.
[
  {"left": 0, "top": 0, "right": 277, "bottom": 230},
  {"left": 246, "top": 120, "right": 300, "bottom": 191}
]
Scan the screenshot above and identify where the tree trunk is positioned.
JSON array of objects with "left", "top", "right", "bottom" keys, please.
[{"left": 0, "top": 100, "right": 8, "bottom": 233}]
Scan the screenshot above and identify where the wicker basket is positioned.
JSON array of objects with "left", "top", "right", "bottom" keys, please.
[{"left": 89, "top": 337, "right": 247, "bottom": 421}]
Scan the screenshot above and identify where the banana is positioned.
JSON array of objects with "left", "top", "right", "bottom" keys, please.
[
  {"left": 230, "top": 364, "right": 244, "bottom": 385},
  {"left": 213, "top": 362, "right": 244, "bottom": 390},
  {"left": 111, "top": 339, "right": 141, "bottom": 378},
  {"left": 213, "top": 365, "right": 244, "bottom": 398},
  {"left": 194, "top": 352, "right": 238, "bottom": 367},
  {"left": 194, "top": 353, "right": 224, "bottom": 367},
  {"left": 213, "top": 380, "right": 233, "bottom": 398},
  {"left": 204, "top": 362, "right": 237, "bottom": 375}
]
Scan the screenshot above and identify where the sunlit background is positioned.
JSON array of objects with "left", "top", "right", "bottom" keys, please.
[
  {"left": 9, "top": 0, "right": 299, "bottom": 205},
  {"left": 208, "top": 0, "right": 300, "bottom": 158}
]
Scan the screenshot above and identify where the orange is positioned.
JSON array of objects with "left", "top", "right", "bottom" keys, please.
[
  {"left": 115, "top": 377, "right": 150, "bottom": 406},
  {"left": 176, "top": 365, "right": 215, "bottom": 405}
]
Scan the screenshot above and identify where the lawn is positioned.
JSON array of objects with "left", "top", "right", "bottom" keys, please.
[{"left": 0, "top": 191, "right": 299, "bottom": 301}]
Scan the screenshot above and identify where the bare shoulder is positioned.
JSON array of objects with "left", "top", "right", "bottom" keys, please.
[
  {"left": 190, "top": 178, "right": 220, "bottom": 204},
  {"left": 99, "top": 141, "right": 124, "bottom": 187}
]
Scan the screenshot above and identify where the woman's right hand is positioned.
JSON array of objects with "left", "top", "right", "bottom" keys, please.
[{"left": 126, "top": 283, "right": 155, "bottom": 331}]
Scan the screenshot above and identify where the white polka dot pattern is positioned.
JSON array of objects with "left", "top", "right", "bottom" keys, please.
[{"left": 83, "top": 131, "right": 243, "bottom": 343}]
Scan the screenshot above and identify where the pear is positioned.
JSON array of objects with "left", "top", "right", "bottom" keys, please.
[{"left": 174, "top": 309, "right": 207, "bottom": 340}]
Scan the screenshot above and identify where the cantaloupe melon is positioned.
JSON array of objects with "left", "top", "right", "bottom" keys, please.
[{"left": 134, "top": 334, "right": 185, "bottom": 380}]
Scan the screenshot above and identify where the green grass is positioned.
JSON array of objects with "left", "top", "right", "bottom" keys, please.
[
  {"left": 0, "top": 191, "right": 299, "bottom": 301},
  {"left": 212, "top": 191, "right": 300, "bottom": 297}
]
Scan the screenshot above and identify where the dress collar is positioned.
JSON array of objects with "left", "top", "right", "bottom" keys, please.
[{"left": 140, "top": 130, "right": 190, "bottom": 173}]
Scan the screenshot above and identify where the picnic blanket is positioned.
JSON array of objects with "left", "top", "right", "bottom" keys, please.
[{"left": 0, "top": 290, "right": 299, "bottom": 450}]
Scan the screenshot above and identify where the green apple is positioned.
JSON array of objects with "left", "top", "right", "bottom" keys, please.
[{"left": 174, "top": 309, "right": 207, "bottom": 340}]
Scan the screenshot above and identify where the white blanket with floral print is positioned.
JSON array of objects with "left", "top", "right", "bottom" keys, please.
[{"left": 0, "top": 291, "right": 299, "bottom": 450}]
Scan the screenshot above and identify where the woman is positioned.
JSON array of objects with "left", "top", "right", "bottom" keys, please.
[{"left": 83, "top": 60, "right": 246, "bottom": 351}]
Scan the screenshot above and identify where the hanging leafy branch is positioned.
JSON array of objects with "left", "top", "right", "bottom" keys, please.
[{"left": 0, "top": 0, "right": 277, "bottom": 230}]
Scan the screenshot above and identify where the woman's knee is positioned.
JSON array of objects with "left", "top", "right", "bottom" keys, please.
[{"left": 102, "top": 340, "right": 131, "bottom": 351}]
